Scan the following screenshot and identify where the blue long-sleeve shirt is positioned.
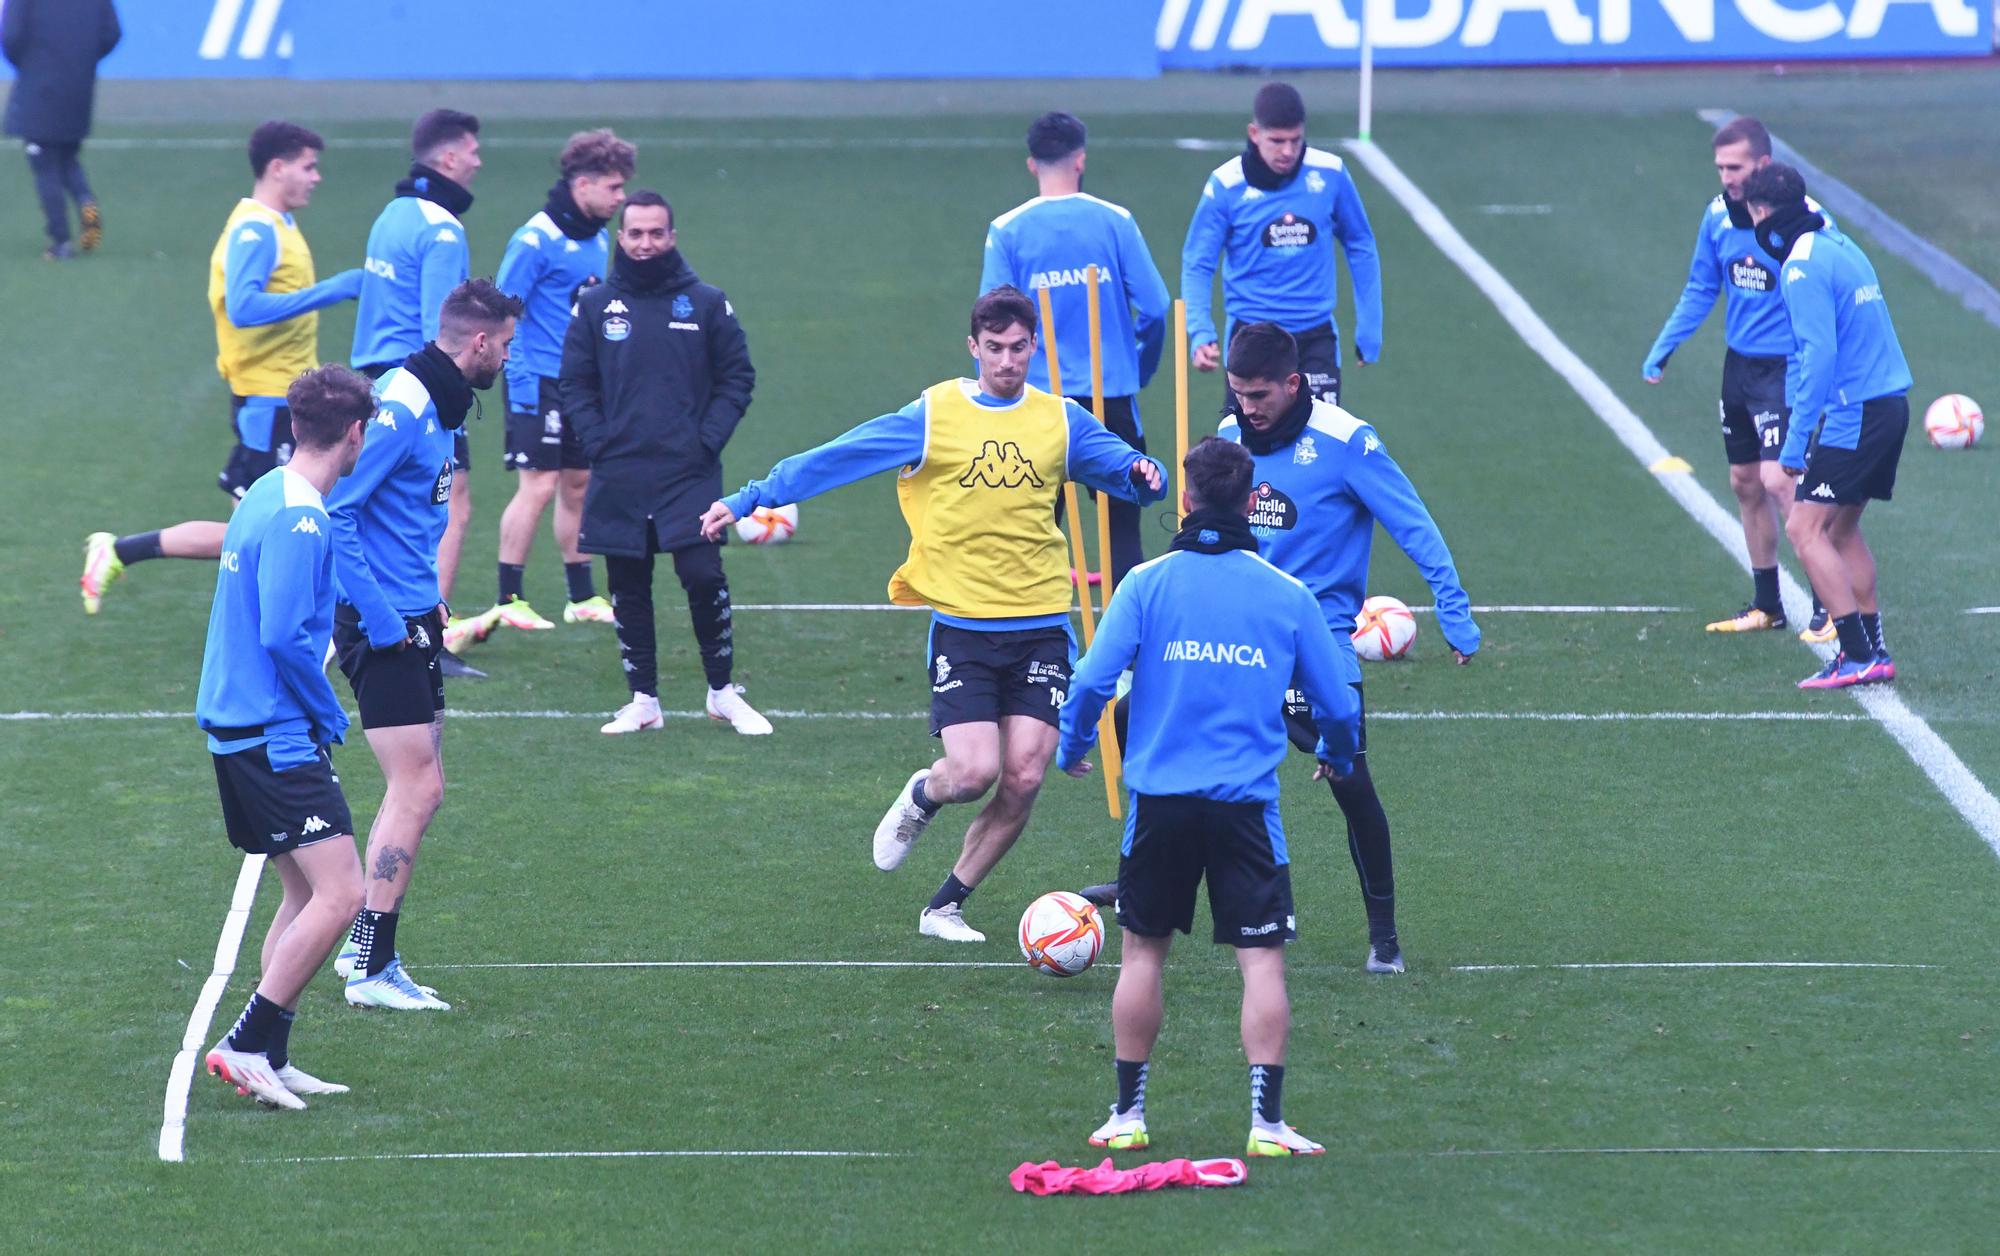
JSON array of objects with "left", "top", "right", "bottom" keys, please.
[
  {"left": 224, "top": 215, "right": 362, "bottom": 334},
  {"left": 495, "top": 209, "right": 608, "bottom": 389},
  {"left": 980, "top": 192, "right": 1171, "bottom": 398},
  {"left": 1776, "top": 228, "right": 1914, "bottom": 467},
  {"left": 351, "top": 196, "right": 469, "bottom": 369},
  {"left": 327, "top": 365, "right": 457, "bottom": 647},
  {"left": 1218, "top": 402, "right": 1479, "bottom": 661},
  {"left": 1181, "top": 148, "right": 1383, "bottom": 361},
  {"left": 195, "top": 466, "right": 349, "bottom": 768},
  {"left": 1058, "top": 544, "right": 1361, "bottom": 805},
  {"left": 1645, "top": 195, "right": 1833, "bottom": 373}
]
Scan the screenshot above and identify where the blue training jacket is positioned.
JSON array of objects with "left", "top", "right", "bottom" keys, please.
[
  {"left": 1058, "top": 541, "right": 1361, "bottom": 805},
  {"left": 979, "top": 192, "right": 1170, "bottom": 399},
  {"left": 1645, "top": 195, "right": 1833, "bottom": 372},
  {"left": 195, "top": 466, "right": 349, "bottom": 768},
  {"left": 1217, "top": 400, "right": 1479, "bottom": 661},
  {"left": 495, "top": 209, "right": 609, "bottom": 393},
  {"left": 1776, "top": 227, "right": 1913, "bottom": 467},
  {"left": 1180, "top": 147, "right": 1383, "bottom": 361},
  {"left": 350, "top": 195, "right": 469, "bottom": 369},
  {"left": 327, "top": 365, "right": 458, "bottom": 648}
]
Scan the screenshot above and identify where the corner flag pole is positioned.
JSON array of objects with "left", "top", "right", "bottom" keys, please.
[
  {"left": 1083, "top": 266, "right": 1124, "bottom": 820},
  {"left": 1038, "top": 285, "right": 1098, "bottom": 646}
]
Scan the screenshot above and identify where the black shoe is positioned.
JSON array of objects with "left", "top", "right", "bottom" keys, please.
[
  {"left": 439, "top": 652, "right": 486, "bottom": 679},
  {"left": 1078, "top": 882, "right": 1117, "bottom": 910},
  {"left": 1365, "top": 938, "right": 1404, "bottom": 974}
]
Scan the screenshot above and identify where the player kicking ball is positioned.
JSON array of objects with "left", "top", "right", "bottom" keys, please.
[
  {"left": 196, "top": 365, "right": 374, "bottom": 1109},
  {"left": 700, "top": 286, "right": 1163, "bottom": 941}
]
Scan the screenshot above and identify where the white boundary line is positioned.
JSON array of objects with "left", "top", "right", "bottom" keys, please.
[
  {"left": 261, "top": 1149, "right": 898, "bottom": 1163},
  {"left": 1968, "top": 608, "right": 2000, "bottom": 616},
  {"left": 1426, "top": 1146, "right": 2000, "bottom": 1158},
  {"left": 4, "top": 708, "right": 1873, "bottom": 724},
  {"left": 426, "top": 958, "right": 1926, "bottom": 974},
  {"left": 1343, "top": 138, "right": 2000, "bottom": 863},
  {"left": 1452, "top": 961, "right": 1935, "bottom": 972},
  {"left": 158, "top": 853, "right": 266, "bottom": 1164},
  {"left": 250, "top": 1145, "right": 2000, "bottom": 1164}
]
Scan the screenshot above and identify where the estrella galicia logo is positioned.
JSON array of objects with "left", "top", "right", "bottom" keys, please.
[
  {"left": 957, "top": 440, "right": 1045, "bottom": 490},
  {"left": 1247, "top": 481, "right": 1298, "bottom": 532},
  {"left": 1262, "top": 212, "right": 1316, "bottom": 250},
  {"left": 602, "top": 316, "right": 631, "bottom": 342},
  {"left": 432, "top": 462, "right": 453, "bottom": 505},
  {"left": 1729, "top": 256, "right": 1775, "bottom": 293},
  {"left": 672, "top": 293, "right": 694, "bottom": 319}
]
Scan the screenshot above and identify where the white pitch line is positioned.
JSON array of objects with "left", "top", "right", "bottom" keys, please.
[
  {"left": 1452, "top": 961, "right": 1936, "bottom": 972},
  {"left": 1968, "top": 608, "right": 2000, "bottom": 616},
  {"left": 3, "top": 708, "right": 1871, "bottom": 724},
  {"left": 429, "top": 960, "right": 1033, "bottom": 970},
  {"left": 1344, "top": 137, "right": 2000, "bottom": 864},
  {"left": 1426, "top": 1146, "right": 2000, "bottom": 1158},
  {"left": 158, "top": 853, "right": 266, "bottom": 1164},
  {"left": 260, "top": 1149, "right": 898, "bottom": 1163}
]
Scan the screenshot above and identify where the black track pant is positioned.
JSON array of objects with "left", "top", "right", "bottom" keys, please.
[
  {"left": 23, "top": 140, "right": 93, "bottom": 245},
  {"left": 604, "top": 537, "right": 733, "bottom": 696}
]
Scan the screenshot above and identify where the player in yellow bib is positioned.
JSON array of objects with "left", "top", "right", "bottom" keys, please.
[
  {"left": 81, "top": 122, "right": 362, "bottom": 613},
  {"left": 702, "top": 286, "right": 1164, "bottom": 941}
]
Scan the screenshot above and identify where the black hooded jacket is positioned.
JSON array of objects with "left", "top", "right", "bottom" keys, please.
[
  {"left": 561, "top": 247, "right": 754, "bottom": 557},
  {"left": 2, "top": 0, "right": 120, "bottom": 143}
]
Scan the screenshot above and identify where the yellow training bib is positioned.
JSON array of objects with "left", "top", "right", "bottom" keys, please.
[{"left": 208, "top": 199, "right": 320, "bottom": 398}]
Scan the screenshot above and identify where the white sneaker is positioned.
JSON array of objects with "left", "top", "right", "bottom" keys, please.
[
  {"left": 333, "top": 930, "right": 359, "bottom": 979},
  {"left": 204, "top": 1045, "right": 306, "bottom": 1110},
  {"left": 1088, "top": 1107, "right": 1150, "bottom": 1149},
  {"left": 602, "top": 694, "right": 664, "bottom": 735},
  {"left": 706, "top": 685, "right": 773, "bottom": 735},
  {"left": 275, "top": 1063, "right": 350, "bottom": 1096},
  {"left": 1247, "top": 1120, "right": 1325, "bottom": 1157},
  {"left": 345, "top": 960, "right": 451, "bottom": 1011},
  {"left": 918, "top": 903, "right": 985, "bottom": 943},
  {"left": 874, "top": 769, "right": 936, "bottom": 871}
]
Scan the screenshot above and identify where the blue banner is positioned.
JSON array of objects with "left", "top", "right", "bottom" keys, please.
[{"left": 1157, "top": 0, "right": 1990, "bottom": 66}]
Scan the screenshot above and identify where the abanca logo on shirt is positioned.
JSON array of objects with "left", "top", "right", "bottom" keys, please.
[{"left": 1162, "top": 640, "right": 1268, "bottom": 667}]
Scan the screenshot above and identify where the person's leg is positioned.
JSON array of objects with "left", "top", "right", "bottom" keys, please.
[
  {"left": 1113, "top": 930, "right": 1170, "bottom": 1063},
  {"left": 496, "top": 468, "right": 558, "bottom": 603},
  {"left": 1829, "top": 506, "right": 1876, "bottom": 615},
  {"left": 258, "top": 840, "right": 366, "bottom": 1005},
  {"left": 1237, "top": 944, "right": 1305, "bottom": 1139},
  {"left": 556, "top": 470, "right": 602, "bottom": 613},
  {"left": 949, "top": 714, "right": 1057, "bottom": 888},
  {"left": 61, "top": 144, "right": 100, "bottom": 250},
  {"left": 1786, "top": 502, "right": 1855, "bottom": 621},
  {"left": 604, "top": 549, "right": 658, "bottom": 697},
  {"left": 120, "top": 521, "right": 228, "bottom": 564},
  {"left": 22, "top": 141, "right": 70, "bottom": 249},
  {"left": 671, "top": 544, "right": 735, "bottom": 692},
  {"left": 261, "top": 851, "right": 312, "bottom": 977},
  {"left": 894, "top": 720, "right": 1001, "bottom": 919},
  {"left": 1103, "top": 396, "right": 1146, "bottom": 587},
  {"left": 353, "top": 717, "right": 445, "bottom": 976},
  {"left": 1731, "top": 462, "right": 1777, "bottom": 568}
]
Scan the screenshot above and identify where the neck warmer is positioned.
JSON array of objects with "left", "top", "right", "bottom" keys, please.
[
  {"left": 1724, "top": 195, "right": 1754, "bottom": 230},
  {"left": 1234, "top": 384, "right": 1314, "bottom": 456},
  {"left": 613, "top": 244, "right": 688, "bottom": 293},
  {"left": 543, "top": 179, "right": 607, "bottom": 241},
  {"left": 394, "top": 163, "right": 474, "bottom": 218},
  {"left": 401, "top": 341, "right": 474, "bottom": 430},
  {"left": 1241, "top": 141, "right": 1301, "bottom": 192},
  {"left": 1755, "top": 199, "right": 1824, "bottom": 264},
  {"left": 1169, "top": 506, "right": 1260, "bottom": 555}
]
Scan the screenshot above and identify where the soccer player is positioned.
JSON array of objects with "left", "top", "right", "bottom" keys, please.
[
  {"left": 563, "top": 192, "right": 770, "bottom": 737},
  {"left": 979, "top": 110, "right": 1170, "bottom": 587},
  {"left": 1057, "top": 436, "right": 1359, "bottom": 1157},
  {"left": 80, "top": 121, "right": 362, "bottom": 612},
  {"left": 698, "top": 286, "right": 1164, "bottom": 942},
  {"left": 197, "top": 364, "right": 373, "bottom": 1110},
  {"left": 474, "top": 129, "right": 634, "bottom": 635},
  {"left": 1744, "top": 164, "right": 1913, "bottom": 690},
  {"left": 329, "top": 279, "right": 520, "bottom": 1009},
  {"left": 350, "top": 108, "right": 484, "bottom": 674},
  {"left": 1644, "top": 116, "right": 1833, "bottom": 642},
  {"left": 2, "top": 0, "right": 118, "bottom": 259},
  {"left": 1181, "top": 82, "right": 1381, "bottom": 412}
]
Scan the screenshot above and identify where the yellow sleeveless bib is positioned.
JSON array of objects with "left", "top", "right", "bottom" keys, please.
[{"left": 208, "top": 199, "right": 320, "bottom": 397}]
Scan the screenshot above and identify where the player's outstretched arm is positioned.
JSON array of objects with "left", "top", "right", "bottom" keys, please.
[
  {"left": 1330, "top": 169, "right": 1384, "bottom": 364},
  {"left": 325, "top": 409, "right": 415, "bottom": 650},
  {"left": 1057, "top": 583, "right": 1144, "bottom": 776},
  {"left": 1065, "top": 402, "right": 1165, "bottom": 505},
  {"left": 707, "top": 405, "right": 929, "bottom": 542},
  {"left": 1345, "top": 429, "right": 1481, "bottom": 660},
  {"left": 223, "top": 221, "right": 362, "bottom": 328},
  {"left": 257, "top": 512, "right": 350, "bottom": 748},
  {"left": 1645, "top": 211, "right": 1724, "bottom": 382}
]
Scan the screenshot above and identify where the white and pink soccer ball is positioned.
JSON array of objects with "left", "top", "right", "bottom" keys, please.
[
  {"left": 1018, "top": 891, "right": 1104, "bottom": 978},
  {"left": 734, "top": 502, "right": 800, "bottom": 545},
  {"left": 1351, "top": 595, "right": 1418, "bottom": 661},
  {"left": 1924, "top": 394, "right": 1984, "bottom": 450}
]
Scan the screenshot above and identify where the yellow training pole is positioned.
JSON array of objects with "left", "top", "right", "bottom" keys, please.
[
  {"left": 1038, "top": 285, "right": 1096, "bottom": 646},
  {"left": 1083, "top": 266, "right": 1122, "bottom": 820},
  {"left": 1173, "top": 299, "right": 1189, "bottom": 489}
]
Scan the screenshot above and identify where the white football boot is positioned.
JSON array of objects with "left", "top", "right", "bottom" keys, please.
[
  {"left": 204, "top": 1045, "right": 306, "bottom": 1110},
  {"left": 1088, "top": 1107, "right": 1150, "bottom": 1150},
  {"left": 1247, "top": 1120, "right": 1326, "bottom": 1157},
  {"left": 275, "top": 1063, "right": 350, "bottom": 1096},
  {"left": 874, "top": 769, "right": 936, "bottom": 871},
  {"left": 602, "top": 694, "right": 664, "bottom": 735},
  {"left": 706, "top": 685, "right": 773, "bottom": 735},
  {"left": 345, "top": 960, "right": 451, "bottom": 1011},
  {"left": 918, "top": 903, "right": 985, "bottom": 943}
]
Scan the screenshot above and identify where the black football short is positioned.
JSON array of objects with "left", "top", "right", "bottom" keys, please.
[
  {"left": 926, "top": 622, "right": 1073, "bottom": 736},
  {"left": 333, "top": 603, "right": 446, "bottom": 729},
  {"left": 1117, "top": 793, "right": 1295, "bottom": 947},
  {"left": 212, "top": 743, "right": 353, "bottom": 856},
  {"left": 504, "top": 375, "right": 588, "bottom": 472},
  {"left": 1795, "top": 394, "right": 1909, "bottom": 506},
  {"left": 1719, "top": 349, "right": 1790, "bottom": 466},
  {"left": 1224, "top": 319, "right": 1340, "bottom": 412},
  {"left": 218, "top": 397, "right": 296, "bottom": 499},
  {"left": 1283, "top": 680, "right": 1367, "bottom": 758}
]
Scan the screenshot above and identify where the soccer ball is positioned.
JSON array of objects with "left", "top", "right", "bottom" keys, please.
[
  {"left": 1924, "top": 394, "right": 1984, "bottom": 450},
  {"left": 1352, "top": 595, "right": 1418, "bottom": 661},
  {"left": 734, "top": 502, "right": 800, "bottom": 545},
  {"left": 1018, "top": 891, "right": 1104, "bottom": 978}
]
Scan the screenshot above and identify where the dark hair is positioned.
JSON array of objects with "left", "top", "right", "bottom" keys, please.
[
  {"left": 1711, "top": 115, "right": 1772, "bottom": 158},
  {"left": 620, "top": 189, "right": 673, "bottom": 230},
  {"left": 560, "top": 128, "right": 637, "bottom": 181},
  {"left": 285, "top": 364, "right": 376, "bottom": 450},
  {"left": 1253, "top": 82, "right": 1306, "bottom": 130},
  {"left": 1225, "top": 322, "right": 1299, "bottom": 384},
  {"left": 970, "top": 285, "right": 1038, "bottom": 340},
  {"left": 248, "top": 121, "right": 324, "bottom": 178},
  {"left": 1742, "top": 162, "right": 1807, "bottom": 210},
  {"left": 438, "top": 278, "right": 523, "bottom": 343},
  {"left": 412, "top": 108, "right": 480, "bottom": 161},
  {"left": 1026, "top": 111, "right": 1087, "bottom": 163},
  {"left": 1184, "top": 436, "right": 1254, "bottom": 513}
]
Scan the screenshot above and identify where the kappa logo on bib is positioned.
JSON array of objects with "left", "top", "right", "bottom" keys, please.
[{"left": 957, "top": 440, "right": 1046, "bottom": 490}]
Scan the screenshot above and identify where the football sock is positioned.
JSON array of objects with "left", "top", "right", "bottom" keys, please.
[
  {"left": 113, "top": 531, "right": 163, "bottom": 565},
  {"left": 361, "top": 908, "right": 399, "bottom": 978},
  {"left": 911, "top": 775, "right": 941, "bottom": 814},
  {"left": 1861, "top": 611, "right": 1885, "bottom": 654},
  {"left": 684, "top": 580, "right": 735, "bottom": 690},
  {"left": 1751, "top": 566, "right": 1780, "bottom": 614},
  {"left": 1250, "top": 1064, "right": 1285, "bottom": 1126},
  {"left": 223, "top": 991, "right": 283, "bottom": 1054},
  {"left": 565, "top": 561, "right": 596, "bottom": 603},
  {"left": 1327, "top": 759, "right": 1397, "bottom": 945},
  {"left": 927, "top": 873, "right": 973, "bottom": 914},
  {"left": 498, "top": 562, "right": 525, "bottom": 605},
  {"left": 1115, "top": 1058, "right": 1149, "bottom": 1115},
  {"left": 267, "top": 1008, "right": 297, "bottom": 1071},
  {"left": 1833, "top": 612, "right": 1874, "bottom": 662}
]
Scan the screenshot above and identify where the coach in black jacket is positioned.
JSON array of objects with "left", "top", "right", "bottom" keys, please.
[
  {"left": 2, "top": 0, "right": 119, "bottom": 258},
  {"left": 561, "top": 190, "right": 769, "bottom": 735}
]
